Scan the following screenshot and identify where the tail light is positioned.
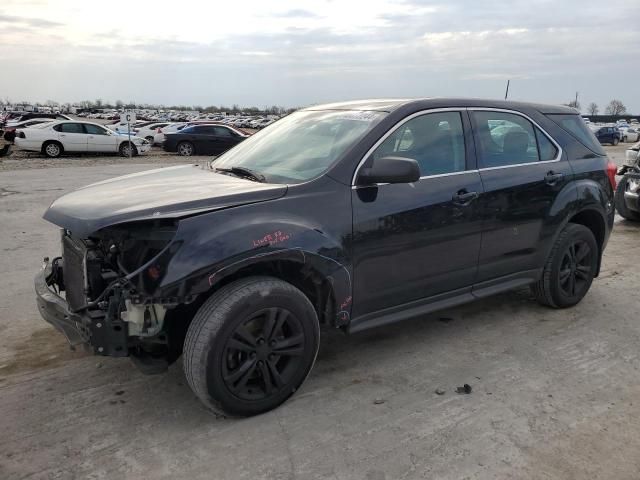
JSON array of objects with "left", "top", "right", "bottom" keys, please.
[{"left": 606, "top": 160, "right": 617, "bottom": 190}]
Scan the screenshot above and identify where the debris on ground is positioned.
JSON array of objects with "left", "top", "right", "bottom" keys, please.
[
  {"left": 373, "top": 398, "right": 385, "bottom": 405},
  {"left": 435, "top": 388, "right": 446, "bottom": 395},
  {"left": 456, "top": 384, "right": 472, "bottom": 394}
]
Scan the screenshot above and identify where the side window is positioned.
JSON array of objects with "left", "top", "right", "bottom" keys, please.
[
  {"left": 214, "top": 127, "right": 232, "bottom": 137},
  {"left": 372, "top": 112, "right": 466, "bottom": 176},
  {"left": 84, "top": 124, "right": 108, "bottom": 135},
  {"left": 472, "top": 111, "right": 544, "bottom": 168},
  {"left": 60, "top": 123, "right": 85, "bottom": 134},
  {"left": 535, "top": 127, "right": 558, "bottom": 161}
]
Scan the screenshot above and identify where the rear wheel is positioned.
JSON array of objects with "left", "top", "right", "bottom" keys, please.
[
  {"left": 612, "top": 137, "right": 619, "bottom": 146},
  {"left": 0, "top": 145, "right": 10, "bottom": 157},
  {"left": 183, "top": 277, "right": 320, "bottom": 416},
  {"left": 532, "top": 223, "right": 598, "bottom": 308},
  {"left": 615, "top": 175, "right": 640, "bottom": 221},
  {"left": 177, "top": 141, "right": 194, "bottom": 156},
  {"left": 43, "top": 141, "right": 62, "bottom": 158},
  {"left": 119, "top": 142, "right": 138, "bottom": 157}
]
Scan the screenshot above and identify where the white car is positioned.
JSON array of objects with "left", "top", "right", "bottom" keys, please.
[
  {"left": 14, "top": 120, "right": 150, "bottom": 157},
  {"left": 153, "top": 122, "right": 187, "bottom": 145},
  {"left": 134, "top": 122, "right": 171, "bottom": 144},
  {"left": 619, "top": 126, "right": 640, "bottom": 143}
]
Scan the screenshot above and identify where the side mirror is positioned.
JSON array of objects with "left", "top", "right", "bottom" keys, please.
[{"left": 357, "top": 156, "right": 421, "bottom": 185}]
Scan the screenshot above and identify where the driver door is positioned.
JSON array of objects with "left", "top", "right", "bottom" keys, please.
[
  {"left": 351, "top": 110, "right": 483, "bottom": 319},
  {"left": 84, "top": 124, "right": 118, "bottom": 153}
]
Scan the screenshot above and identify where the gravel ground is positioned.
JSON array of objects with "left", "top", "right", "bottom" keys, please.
[
  {"left": 0, "top": 145, "right": 639, "bottom": 480},
  {"left": 0, "top": 147, "right": 194, "bottom": 171}
]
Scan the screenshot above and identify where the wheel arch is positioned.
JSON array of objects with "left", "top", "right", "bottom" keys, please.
[{"left": 205, "top": 249, "right": 351, "bottom": 328}]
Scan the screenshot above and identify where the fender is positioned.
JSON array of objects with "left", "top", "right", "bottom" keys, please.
[
  {"left": 543, "top": 178, "right": 612, "bottom": 275},
  {"left": 132, "top": 194, "right": 354, "bottom": 327}
]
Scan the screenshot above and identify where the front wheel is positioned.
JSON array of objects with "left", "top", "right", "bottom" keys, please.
[
  {"left": 532, "top": 223, "right": 599, "bottom": 308},
  {"left": 183, "top": 277, "right": 320, "bottom": 417},
  {"left": 615, "top": 174, "right": 640, "bottom": 221},
  {"left": 119, "top": 142, "right": 138, "bottom": 157}
]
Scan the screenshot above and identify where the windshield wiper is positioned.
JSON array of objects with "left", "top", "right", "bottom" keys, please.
[{"left": 215, "top": 166, "right": 266, "bottom": 183}]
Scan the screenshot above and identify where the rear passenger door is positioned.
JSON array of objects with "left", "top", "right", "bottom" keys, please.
[
  {"left": 470, "top": 109, "right": 574, "bottom": 284},
  {"left": 54, "top": 123, "right": 88, "bottom": 152}
]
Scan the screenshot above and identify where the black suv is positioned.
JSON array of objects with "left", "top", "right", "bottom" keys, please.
[{"left": 35, "top": 99, "right": 616, "bottom": 416}]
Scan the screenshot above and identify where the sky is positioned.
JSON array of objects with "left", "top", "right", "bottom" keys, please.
[{"left": 0, "top": 0, "right": 638, "bottom": 112}]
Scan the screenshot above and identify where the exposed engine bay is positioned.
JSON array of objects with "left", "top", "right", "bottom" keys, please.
[{"left": 44, "top": 220, "right": 184, "bottom": 371}]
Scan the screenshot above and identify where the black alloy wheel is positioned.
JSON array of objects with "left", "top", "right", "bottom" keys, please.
[
  {"left": 532, "top": 223, "right": 598, "bottom": 308},
  {"left": 183, "top": 277, "right": 319, "bottom": 416},
  {"left": 558, "top": 240, "right": 592, "bottom": 298},
  {"left": 222, "top": 307, "right": 305, "bottom": 401}
]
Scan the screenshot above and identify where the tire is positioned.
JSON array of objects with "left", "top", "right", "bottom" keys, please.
[
  {"left": 183, "top": 277, "right": 320, "bottom": 416},
  {"left": 0, "top": 145, "right": 10, "bottom": 157},
  {"left": 177, "top": 141, "right": 194, "bottom": 156},
  {"left": 532, "top": 223, "right": 599, "bottom": 308},
  {"left": 615, "top": 175, "right": 640, "bottom": 221},
  {"left": 612, "top": 137, "right": 619, "bottom": 146},
  {"left": 119, "top": 142, "right": 138, "bottom": 157},
  {"left": 42, "top": 141, "right": 62, "bottom": 158},
  {"left": 623, "top": 136, "right": 628, "bottom": 143}
]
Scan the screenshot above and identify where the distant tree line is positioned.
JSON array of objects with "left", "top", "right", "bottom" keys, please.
[
  {"left": 565, "top": 99, "right": 630, "bottom": 117},
  {"left": 0, "top": 97, "right": 298, "bottom": 115}
]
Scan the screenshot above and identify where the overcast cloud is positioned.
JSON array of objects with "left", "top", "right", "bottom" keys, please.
[{"left": 0, "top": 0, "right": 638, "bottom": 111}]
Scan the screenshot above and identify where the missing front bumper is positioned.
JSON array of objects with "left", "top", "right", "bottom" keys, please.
[{"left": 34, "top": 265, "right": 128, "bottom": 356}]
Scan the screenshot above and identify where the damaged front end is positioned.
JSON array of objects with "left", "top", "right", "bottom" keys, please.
[{"left": 35, "top": 220, "right": 186, "bottom": 373}]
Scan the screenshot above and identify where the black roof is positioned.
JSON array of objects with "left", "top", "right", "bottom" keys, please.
[{"left": 303, "top": 98, "right": 577, "bottom": 115}]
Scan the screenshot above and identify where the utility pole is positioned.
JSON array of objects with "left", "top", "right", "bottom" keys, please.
[{"left": 504, "top": 80, "right": 510, "bottom": 100}]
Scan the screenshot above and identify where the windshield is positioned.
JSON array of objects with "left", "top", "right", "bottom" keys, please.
[{"left": 212, "top": 109, "right": 387, "bottom": 184}]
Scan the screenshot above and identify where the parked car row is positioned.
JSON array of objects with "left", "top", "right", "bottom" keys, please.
[
  {"left": 73, "top": 109, "right": 283, "bottom": 129},
  {"left": 586, "top": 118, "right": 640, "bottom": 145}
]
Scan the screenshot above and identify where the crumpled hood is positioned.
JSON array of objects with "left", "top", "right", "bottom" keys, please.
[{"left": 43, "top": 165, "right": 287, "bottom": 237}]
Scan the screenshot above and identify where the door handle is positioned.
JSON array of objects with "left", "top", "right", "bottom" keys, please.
[
  {"left": 452, "top": 190, "right": 479, "bottom": 206},
  {"left": 59, "top": 134, "right": 66, "bottom": 137},
  {"left": 545, "top": 171, "right": 564, "bottom": 185}
]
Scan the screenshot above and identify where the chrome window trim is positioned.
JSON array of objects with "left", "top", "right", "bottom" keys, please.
[
  {"left": 351, "top": 107, "right": 564, "bottom": 186},
  {"left": 351, "top": 169, "right": 480, "bottom": 190}
]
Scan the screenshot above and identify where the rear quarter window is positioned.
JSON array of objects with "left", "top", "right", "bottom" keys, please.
[{"left": 547, "top": 114, "right": 606, "bottom": 155}]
